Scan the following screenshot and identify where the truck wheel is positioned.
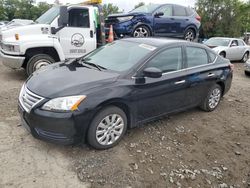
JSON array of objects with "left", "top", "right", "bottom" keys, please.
[
  {"left": 87, "top": 106, "right": 127, "bottom": 150},
  {"left": 26, "top": 54, "right": 55, "bottom": 76}
]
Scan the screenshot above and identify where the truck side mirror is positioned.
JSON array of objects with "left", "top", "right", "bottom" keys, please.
[{"left": 58, "top": 6, "right": 68, "bottom": 27}]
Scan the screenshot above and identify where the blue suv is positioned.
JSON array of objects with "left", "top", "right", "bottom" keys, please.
[{"left": 105, "top": 4, "right": 201, "bottom": 41}]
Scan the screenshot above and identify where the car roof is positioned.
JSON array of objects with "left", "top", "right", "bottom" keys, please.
[
  {"left": 210, "top": 37, "right": 242, "bottom": 41},
  {"left": 120, "top": 37, "right": 202, "bottom": 48}
]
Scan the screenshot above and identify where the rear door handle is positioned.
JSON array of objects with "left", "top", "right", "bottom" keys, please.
[
  {"left": 175, "top": 80, "right": 186, "bottom": 85},
  {"left": 208, "top": 73, "right": 215, "bottom": 77}
]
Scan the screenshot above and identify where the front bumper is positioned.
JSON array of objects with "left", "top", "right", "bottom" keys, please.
[
  {"left": 0, "top": 50, "right": 25, "bottom": 69},
  {"left": 18, "top": 103, "right": 93, "bottom": 145}
]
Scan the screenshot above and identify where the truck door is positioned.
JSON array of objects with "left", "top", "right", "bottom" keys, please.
[{"left": 58, "top": 7, "right": 97, "bottom": 59}]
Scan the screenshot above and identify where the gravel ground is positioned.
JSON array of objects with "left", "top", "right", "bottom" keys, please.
[{"left": 0, "top": 61, "right": 249, "bottom": 188}]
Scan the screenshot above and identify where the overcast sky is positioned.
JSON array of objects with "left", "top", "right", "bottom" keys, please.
[{"left": 37, "top": 0, "right": 196, "bottom": 11}]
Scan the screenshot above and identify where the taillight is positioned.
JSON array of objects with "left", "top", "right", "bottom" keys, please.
[
  {"left": 196, "top": 15, "right": 201, "bottom": 22},
  {"left": 229, "top": 63, "right": 234, "bottom": 72}
]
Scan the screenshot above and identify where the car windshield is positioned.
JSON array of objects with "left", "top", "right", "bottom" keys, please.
[
  {"left": 36, "top": 6, "right": 60, "bottom": 24},
  {"left": 130, "top": 4, "right": 159, "bottom": 13},
  {"left": 204, "top": 38, "right": 230, "bottom": 47},
  {"left": 82, "top": 41, "right": 156, "bottom": 72}
]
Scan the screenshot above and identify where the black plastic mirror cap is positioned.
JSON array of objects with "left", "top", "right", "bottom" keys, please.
[
  {"left": 154, "top": 12, "right": 164, "bottom": 17},
  {"left": 143, "top": 67, "right": 163, "bottom": 78},
  {"left": 58, "top": 6, "right": 69, "bottom": 27}
]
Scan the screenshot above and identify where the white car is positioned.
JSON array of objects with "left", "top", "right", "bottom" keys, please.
[{"left": 204, "top": 37, "right": 250, "bottom": 62}]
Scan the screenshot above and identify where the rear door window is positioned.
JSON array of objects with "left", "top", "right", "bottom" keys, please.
[
  {"left": 186, "top": 47, "right": 209, "bottom": 68},
  {"left": 173, "top": 5, "right": 187, "bottom": 17}
]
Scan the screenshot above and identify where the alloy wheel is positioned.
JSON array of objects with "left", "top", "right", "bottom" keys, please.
[
  {"left": 243, "top": 53, "right": 249, "bottom": 62},
  {"left": 184, "top": 30, "right": 195, "bottom": 41},
  {"left": 96, "top": 114, "right": 124, "bottom": 146},
  {"left": 208, "top": 88, "right": 221, "bottom": 109},
  {"left": 133, "top": 27, "right": 149, "bottom": 38}
]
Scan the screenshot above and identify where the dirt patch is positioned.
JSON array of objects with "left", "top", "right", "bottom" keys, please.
[{"left": 0, "top": 62, "right": 249, "bottom": 188}]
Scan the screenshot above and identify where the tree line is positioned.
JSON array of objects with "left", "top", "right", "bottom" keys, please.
[
  {"left": 0, "top": 0, "right": 52, "bottom": 21},
  {"left": 0, "top": 0, "right": 249, "bottom": 38}
]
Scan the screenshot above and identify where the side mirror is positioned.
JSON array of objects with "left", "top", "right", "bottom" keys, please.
[
  {"left": 154, "top": 12, "right": 164, "bottom": 18},
  {"left": 143, "top": 67, "right": 162, "bottom": 78},
  {"left": 58, "top": 6, "right": 68, "bottom": 27}
]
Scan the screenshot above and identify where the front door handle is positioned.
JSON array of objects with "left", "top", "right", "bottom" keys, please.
[
  {"left": 90, "top": 30, "right": 94, "bottom": 38},
  {"left": 208, "top": 73, "right": 215, "bottom": 77},
  {"left": 175, "top": 80, "right": 186, "bottom": 85}
]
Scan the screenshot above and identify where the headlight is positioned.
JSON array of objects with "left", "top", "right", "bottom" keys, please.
[
  {"left": 1, "top": 43, "right": 20, "bottom": 52},
  {"left": 41, "top": 95, "right": 86, "bottom": 112},
  {"left": 117, "top": 16, "right": 133, "bottom": 22}
]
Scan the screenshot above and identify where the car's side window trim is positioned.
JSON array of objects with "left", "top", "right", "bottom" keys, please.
[{"left": 132, "top": 45, "right": 218, "bottom": 79}]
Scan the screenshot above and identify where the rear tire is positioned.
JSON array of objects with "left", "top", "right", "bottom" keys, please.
[
  {"left": 184, "top": 29, "right": 195, "bottom": 41},
  {"left": 26, "top": 54, "right": 55, "bottom": 76},
  {"left": 200, "top": 84, "right": 222, "bottom": 112},
  {"left": 241, "top": 52, "right": 249, "bottom": 63},
  {"left": 87, "top": 106, "right": 127, "bottom": 150}
]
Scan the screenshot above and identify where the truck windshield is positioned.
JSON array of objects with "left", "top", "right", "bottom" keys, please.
[
  {"left": 130, "top": 4, "right": 159, "bottom": 13},
  {"left": 36, "top": 7, "right": 60, "bottom": 24},
  {"left": 82, "top": 41, "right": 155, "bottom": 72}
]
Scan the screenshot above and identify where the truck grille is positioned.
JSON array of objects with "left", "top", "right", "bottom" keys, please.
[{"left": 19, "top": 85, "right": 44, "bottom": 113}]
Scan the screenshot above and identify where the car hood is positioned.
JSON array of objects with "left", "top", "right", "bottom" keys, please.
[{"left": 26, "top": 61, "right": 119, "bottom": 99}]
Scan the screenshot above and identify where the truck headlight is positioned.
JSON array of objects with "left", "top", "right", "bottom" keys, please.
[
  {"left": 41, "top": 96, "right": 86, "bottom": 112},
  {"left": 117, "top": 16, "right": 133, "bottom": 22},
  {"left": 1, "top": 43, "right": 20, "bottom": 52}
]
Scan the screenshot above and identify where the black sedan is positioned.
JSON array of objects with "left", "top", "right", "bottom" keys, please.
[{"left": 18, "top": 38, "right": 233, "bottom": 149}]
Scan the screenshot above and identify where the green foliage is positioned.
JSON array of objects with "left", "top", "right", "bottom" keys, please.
[
  {"left": 196, "top": 0, "right": 250, "bottom": 38},
  {"left": 134, "top": 2, "right": 145, "bottom": 9},
  {"left": 0, "top": 0, "right": 52, "bottom": 21},
  {"left": 103, "top": 3, "right": 120, "bottom": 18}
]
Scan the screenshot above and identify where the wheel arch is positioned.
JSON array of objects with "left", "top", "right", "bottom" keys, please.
[
  {"left": 216, "top": 81, "right": 225, "bottom": 96},
  {"left": 22, "top": 47, "right": 61, "bottom": 68},
  {"left": 95, "top": 99, "right": 133, "bottom": 129},
  {"left": 132, "top": 23, "right": 153, "bottom": 36}
]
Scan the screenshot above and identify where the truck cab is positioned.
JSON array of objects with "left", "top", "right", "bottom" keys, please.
[{"left": 0, "top": 3, "right": 104, "bottom": 76}]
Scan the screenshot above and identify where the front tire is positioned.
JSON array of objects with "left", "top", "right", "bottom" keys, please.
[
  {"left": 87, "top": 106, "right": 127, "bottom": 150},
  {"left": 26, "top": 54, "right": 55, "bottom": 76},
  {"left": 200, "top": 84, "right": 222, "bottom": 112},
  {"left": 132, "top": 25, "right": 150, "bottom": 38}
]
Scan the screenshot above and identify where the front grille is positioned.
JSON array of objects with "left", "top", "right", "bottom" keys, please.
[
  {"left": 105, "top": 17, "right": 119, "bottom": 27},
  {"left": 19, "top": 85, "right": 44, "bottom": 113}
]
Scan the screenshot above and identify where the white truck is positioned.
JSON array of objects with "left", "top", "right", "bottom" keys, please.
[{"left": 0, "top": 1, "right": 106, "bottom": 76}]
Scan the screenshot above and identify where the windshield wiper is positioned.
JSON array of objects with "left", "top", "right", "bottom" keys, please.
[{"left": 80, "top": 60, "right": 107, "bottom": 71}]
